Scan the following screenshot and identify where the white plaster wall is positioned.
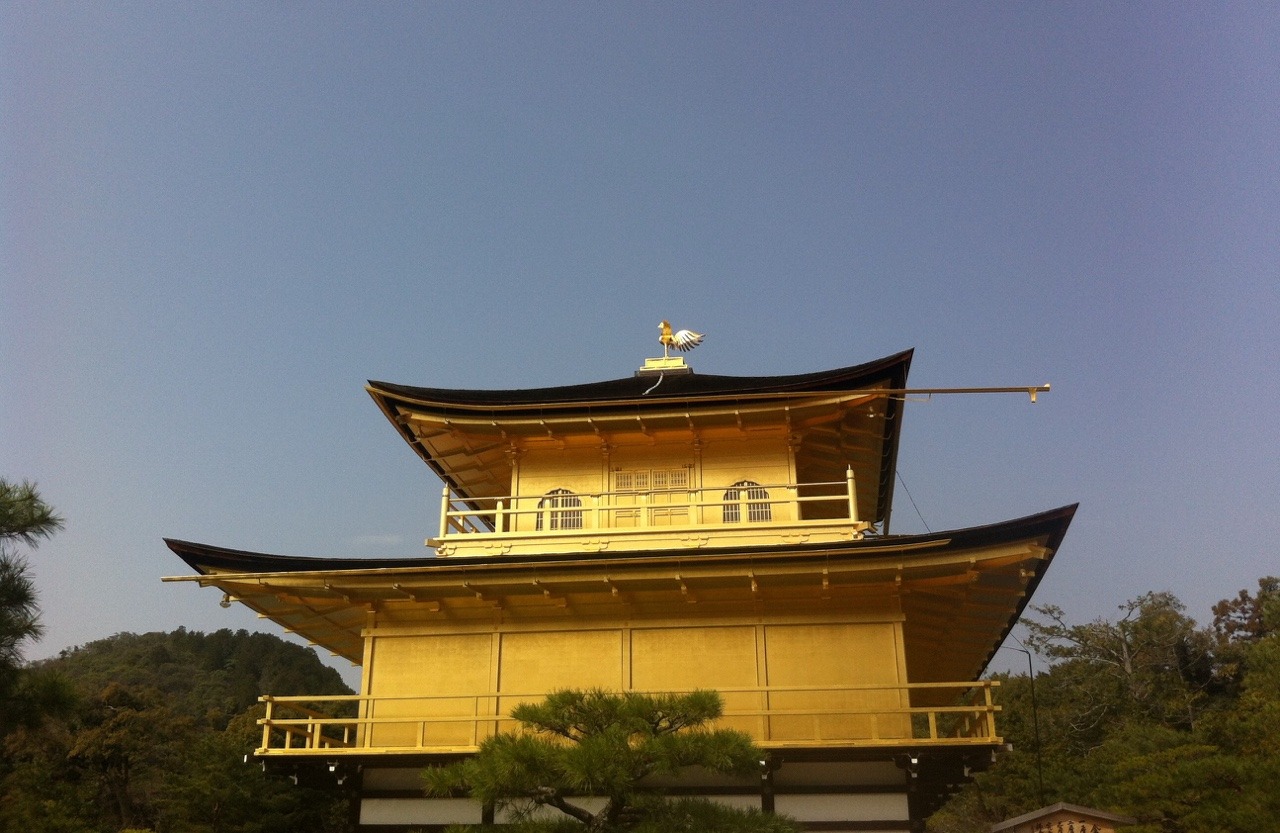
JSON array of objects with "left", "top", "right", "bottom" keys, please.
[
  {"left": 773, "top": 792, "right": 909, "bottom": 822},
  {"left": 359, "top": 797, "right": 483, "bottom": 825}
]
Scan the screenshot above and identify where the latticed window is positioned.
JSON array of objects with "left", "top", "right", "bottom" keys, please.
[
  {"left": 649, "top": 468, "right": 688, "bottom": 492},
  {"left": 613, "top": 468, "right": 689, "bottom": 493},
  {"left": 613, "top": 470, "right": 646, "bottom": 493},
  {"left": 611, "top": 468, "right": 692, "bottom": 526},
  {"left": 723, "top": 481, "right": 771, "bottom": 523},
  {"left": 536, "top": 488, "right": 583, "bottom": 530}
]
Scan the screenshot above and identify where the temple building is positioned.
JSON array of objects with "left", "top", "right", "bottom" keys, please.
[{"left": 164, "top": 347, "right": 1075, "bottom": 832}]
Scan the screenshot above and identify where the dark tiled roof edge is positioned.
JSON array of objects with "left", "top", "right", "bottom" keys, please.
[
  {"left": 163, "top": 503, "right": 1076, "bottom": 577},
  {"left": 367, "top": 349, "right": 914, "bottom": 408}
]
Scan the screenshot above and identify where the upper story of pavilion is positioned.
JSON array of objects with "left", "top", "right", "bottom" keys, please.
[{"left": 366, "top": 350, "right": 912, "bottom": 558}]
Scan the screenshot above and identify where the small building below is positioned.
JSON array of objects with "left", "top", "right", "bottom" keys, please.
[{"left": 991, "top": 802, "right": 1136, "bottom": 833}]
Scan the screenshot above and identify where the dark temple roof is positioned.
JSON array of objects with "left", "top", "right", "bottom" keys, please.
[{"left": 367, "top": 349, "right": 913, "bottom": 410}]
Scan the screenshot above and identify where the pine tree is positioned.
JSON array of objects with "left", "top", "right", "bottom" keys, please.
[
  {"left": 424, "top": 688, "right": 800, "bottom": 833},
  {"left": 0, "top": 478, "right": 72, "bottom": 736}
]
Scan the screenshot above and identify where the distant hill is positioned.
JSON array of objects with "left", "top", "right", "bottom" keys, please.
[
  {"left": 5, "top": 628, "right": 356, "bottom": 833},
  {"left": 39, "top": 627, "right": 353, "bottom": 727}
]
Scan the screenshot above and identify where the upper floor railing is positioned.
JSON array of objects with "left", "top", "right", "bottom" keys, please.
[
  {"left": 256, "top": 681, "right": 1000, "bottom": 757},
  {"left": 437, "top": 469, "right": 868, "bottom": 542}
]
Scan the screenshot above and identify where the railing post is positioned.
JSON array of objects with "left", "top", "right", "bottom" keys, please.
[
  {"left": 495, "top": 499, "right": 505, "bottom": 533},
  {"left": 985, "top": 683, "right": 996, "bottom": 739},
  {"left": 260, "top": 696, "right": 273, "bottom": 751},
  {"left": 759, "top": 687, "right": 769, "bottom": 741},
  {"left": 439, "top": 486, "right": 451, "bottom": 539},
  {"left": 846, "top": 466, "right": 859, "bottom": 522}
]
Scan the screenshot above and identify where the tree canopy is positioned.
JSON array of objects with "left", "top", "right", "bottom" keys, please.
[
  {"left": 929, "top": 577, "right": 1280, "bottom": 833},
  {"left": 0, "top": 628, "right": 355, "bottom": 833}
]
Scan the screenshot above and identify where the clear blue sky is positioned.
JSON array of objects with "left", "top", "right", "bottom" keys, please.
[{"left": 5, "top": 3, "right": 1278, "bottom": 681}]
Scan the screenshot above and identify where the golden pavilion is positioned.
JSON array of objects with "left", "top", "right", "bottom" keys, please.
[{"left": 164, "top": 347, "right": 1075, "bottom": 832}]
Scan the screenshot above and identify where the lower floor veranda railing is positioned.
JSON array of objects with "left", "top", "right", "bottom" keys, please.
[{"left": 257, "top": 681, "right": 1000, "bottom": 756}]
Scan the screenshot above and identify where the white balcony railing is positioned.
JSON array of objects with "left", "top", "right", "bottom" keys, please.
[{"left": 436, "top": 468, "right": 867, "bottom": 543}]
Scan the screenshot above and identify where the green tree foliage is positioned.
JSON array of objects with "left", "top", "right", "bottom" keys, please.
[
  {"left": 0, "top": 628, "right": 355, "bottom": 833},
  {"left": 0, "top": 478, "right": 64, "bottom": 545},
  {"left": 1208, "top": 576, "right": 1279, "bottom": 692},
  {"left": 0, "top": 478, "right": 73, "bottom": 736},
  {"left": 424, "top": 688, "right": 801, "bottom": 833},
  {"left": 1211, "top": 576, "right": 1278, "bottom": 644},
  {"left": 930, "top": 578, "right": 1280, "bottom": 833},
  {"left": 47, "top": 627, "right": 352, "bottom": 727},
  {"left": 1022, "top": 592, "right": 1214, "bottom": 732}
]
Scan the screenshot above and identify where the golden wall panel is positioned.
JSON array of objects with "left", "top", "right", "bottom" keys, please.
[
  {"left": 607, "top": 444, "right": 696, "bottom": 470},
  {"left": 512, "top": 448, "right": 605, "bottom": 532},
  {"left": 631, "top": 625, "right": 760, "bottom": 735},
  {"left": 517, "top": 448, "right": 604, "bottom": 488},
  {"left": 763, "top": 623, "right": 909, "bottom": 741},
  {"left": 701, "top": 437, "right": 794, "bottom": 523},
  {"left": 495, "top": 629, "right": 623, "bottom": 727},
  {"left": 367, "top": 633, "right": 493, "bottom": 747}
]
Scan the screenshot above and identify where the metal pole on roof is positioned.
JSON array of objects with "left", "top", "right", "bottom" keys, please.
[{"left": 890, "top": 384, "right": 1051, "bottom": 402}]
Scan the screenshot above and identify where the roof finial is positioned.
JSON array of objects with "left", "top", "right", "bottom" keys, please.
[{"left": 658, "top": 320, "right": 704, "bottom": 359}]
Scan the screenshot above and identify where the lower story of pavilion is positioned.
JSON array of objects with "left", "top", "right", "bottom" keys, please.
[{"left": 268, "top": 743, "right": 999, "bottom": 833}]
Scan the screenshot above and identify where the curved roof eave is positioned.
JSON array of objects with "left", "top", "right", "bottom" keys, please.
[
  {"left": 366, "top": 349, "right": 913, "bottom": 411},
  {"left": 163, "top": 503, "right": 1074, "bottom": 579},
  {"left": 163, "top": 504, "right": 1076, "bottom": 676}
]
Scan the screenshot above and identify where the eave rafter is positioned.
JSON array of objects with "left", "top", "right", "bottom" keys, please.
[
  {"left": 907, "top": 628, "right": 999, "bottom": 650},
  {"left": 462, "top": 581, "right": 502, "bottom": 608},
  {"left": 532, "top": 579, "right": 569, "bottom": 608},
  {"left": 676, "top": 574, "right": 698, "bottom": 604},
  {"left": 217, "top": 591, "right": 365, "bottom": 663},
  {"left": 603, "top": 577, "right": 632, "bottom": 607}
]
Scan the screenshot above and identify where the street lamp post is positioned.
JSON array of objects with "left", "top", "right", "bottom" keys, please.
[{"left": 999, "top": 642, "right": 1045, "bottom": 806}]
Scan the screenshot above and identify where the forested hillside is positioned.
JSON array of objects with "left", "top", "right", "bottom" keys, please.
[
  {"left": 0, "top": 628, "right": 355, "bottom": 832},
  {"left": 930, "top": 578, "right": 1280, "bottom": 833}
]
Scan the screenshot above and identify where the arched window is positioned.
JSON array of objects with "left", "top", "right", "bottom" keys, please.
[
  {"left": 536, "top": 488, "right": 583, "bottom": 531},
  {"left": 723, "top": 481, "right": 771, "bottom": 523}
]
